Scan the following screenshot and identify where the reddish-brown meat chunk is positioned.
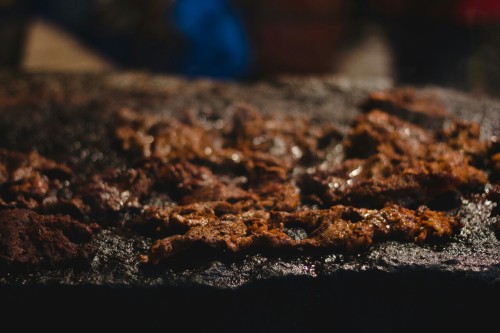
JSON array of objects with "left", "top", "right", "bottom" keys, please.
[
  {"left": 0, "top": 209, "right": 99, "bottom": 269},
  {"left": 343, "top": 110, "right": 436, "bottom": 159},
  {"left": 155, "top": 161, "right": 253, "bottom": 205},
  {"left": 78, "top": 167, "right": 153, "bottom": 216},
  {"left": 360, "top": 87, "right": 448, "bottom": 128},
  {"left": 300, "top": 151, "right": 487, "bottom": 208},
  {"left": 0, "top": 148, "right": 72, "bottom": 210},
  {"left": 143, "top": 204, "right": 458, "bottom": 264},
  {"left": 306, "top": 111, "right": 488, "bottom": 208},
  {"left": 441, "top": 120, "right": 489, "bottom": 165}
]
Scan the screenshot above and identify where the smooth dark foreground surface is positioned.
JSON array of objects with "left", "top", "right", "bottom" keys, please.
[
  {"left": 0, "top": 73, "right": 498, "bottom": 331},
  {"left": 2, "top": 271, "right": 497, "bottom": 332}
]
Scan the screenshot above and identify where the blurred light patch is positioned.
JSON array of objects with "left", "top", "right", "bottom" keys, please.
[{"left": 172, "top": 0, "right": 250, "bottom": 79}]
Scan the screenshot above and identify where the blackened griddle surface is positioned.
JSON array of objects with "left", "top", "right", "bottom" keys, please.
[{"left": 0, "top": 73, "right": 498, "bottom": 332}]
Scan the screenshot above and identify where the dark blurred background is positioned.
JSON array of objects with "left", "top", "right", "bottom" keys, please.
[{"left": 1, "top": 0, "right": 499, "bottom": 96}]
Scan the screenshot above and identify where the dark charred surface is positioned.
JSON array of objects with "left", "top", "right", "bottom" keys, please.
[{"left": 0, "top": 73, "right": 498, "bottom": 331}]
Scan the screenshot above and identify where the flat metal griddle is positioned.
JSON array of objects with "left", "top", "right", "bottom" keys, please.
[{"left": 0, "top": 73, "right": 498, "bottom": 332}]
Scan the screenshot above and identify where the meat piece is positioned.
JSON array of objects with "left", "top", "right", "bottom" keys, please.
[
  {"left": 115, "top": 108, "right": 217, "bottom": 163},
  {"left": 300, "top": 151, "right": 487, "bottom": 208},
  {"left": 298, "top": 205, "right": 459, "bottom": 249},
  {"left": 228, "top": 103, "right": 341, "bottom": 166},
  {"left": 141, "top": 205, "right": 296, "bottom": 263},
  {"left": 156, "top": 161, "right": 253, "bottom": 205},
  {"left": 252, "top": 182, "right": 300, "bottom": 211},
  {"left": 343, "top": 110, "right": 436, "bottom": 159},
  {"left": 0, "top": 148, "right": 71, "bottom": 178},
  {"left": 319, "top": 111, "right": 488, "bottom": 208},
  {"left": 116, "top": 108, "right": 251, "bottom": 172},
  {"left": 142, "top": 204, "right": 458, "bottom": 263},
  {"left": 243, "top": 150, "right": 289, "bottom": 184},
  {"left": 78, "top": 168, "right": 153, "bottom": 217},
  {"left": 0, "top": 148, "right": 72, "bottom": 210},
  {"left": 441, "top": 120, "right": 489, "bottom": 166},
  {"left": 153, "top": 157, "right": 299, "bottom": 210},
  {"left": 116, "top": 105, "right": 341, "bottom": 173},
  {"left": 138, "top": 179, "right": 299, "bottom": 236},
  {"left": 115, "top": 126, "right": 155, "bottom": 159},
  {"left": 0, "top": 209, "right": 98, "bottom": 270},
  {"left": 360, "top": 87, "right": 448, "bottom": 129},
  {"left": 230, "top": 103, "right": 267, "bottom": 147}
]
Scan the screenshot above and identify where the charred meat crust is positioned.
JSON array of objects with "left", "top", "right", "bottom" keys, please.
[
  {"left": 144, "top": 204, "right": 459, "bottom": 264},
  {"left": 0, "top": 88, "right": 494, "bottom": 266},
  {"left": 300, "top": 110, "right": 487, "bottom": 209}
]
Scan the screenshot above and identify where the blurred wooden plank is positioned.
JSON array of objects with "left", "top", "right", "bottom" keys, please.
[{"left": 22, "top": 18, "right": 114, "bottom": 72}]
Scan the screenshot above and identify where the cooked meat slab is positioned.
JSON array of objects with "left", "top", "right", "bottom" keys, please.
[
  {"left": 144, "top": 204, "right": 458, "bottom": 264},
  {"left": 0, "top": 73, "right": 498, "bottom": 275}
]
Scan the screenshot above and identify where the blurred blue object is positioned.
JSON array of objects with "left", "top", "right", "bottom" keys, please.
[
  {"left": 172, "top": 0, "right": 250, "bottom": 79},
  {"left": 32, "top": 0, "right": 251, "bottom": 79}
]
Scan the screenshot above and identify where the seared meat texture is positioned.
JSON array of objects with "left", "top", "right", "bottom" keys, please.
[
  {"left": 301, "top": 110, "right": 488, "bottom": 208},
  {"left": 0, "top": 148, "right": 72, "bottom": 210},
  {"left": 155, "top": 161, "right": 253, "bottom": 205},
  {"left": 360, "top": 87, "right": 448, "bottom": 129},
  {"left": 440, "top": 120, "right": 489, "bottom": 166},
  {"left": 114, "top": 107, "right": 312, "bottom": 213},
  {"left": 343, "top": 109, "right": 436, "bottom": 159},
  {"left": 228, "top": 103, "right": 341, "bottom": 166},
  {"left": 2, "top": 86, "right": 494, "bottom": 267},
  {"left": 0, "top": 209, "right": 98, "bottom": 270},
  {"left": 143, "top": 204, "right": 459, "bottom": 264},
  {"left": 154, "top": 161, "right": 299, "bottom": 211},
  {"left": 115, "top": 105, "right": 340, "bottom": 169},
  {"left": 115, "top": 107, "right": 217, "bottom": 163},
  {"left": 77, "top": 167, "right": 154, "bottom": 217},
  {"left": 112, "top": 100, "right": 492, "bottom": 263}
]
